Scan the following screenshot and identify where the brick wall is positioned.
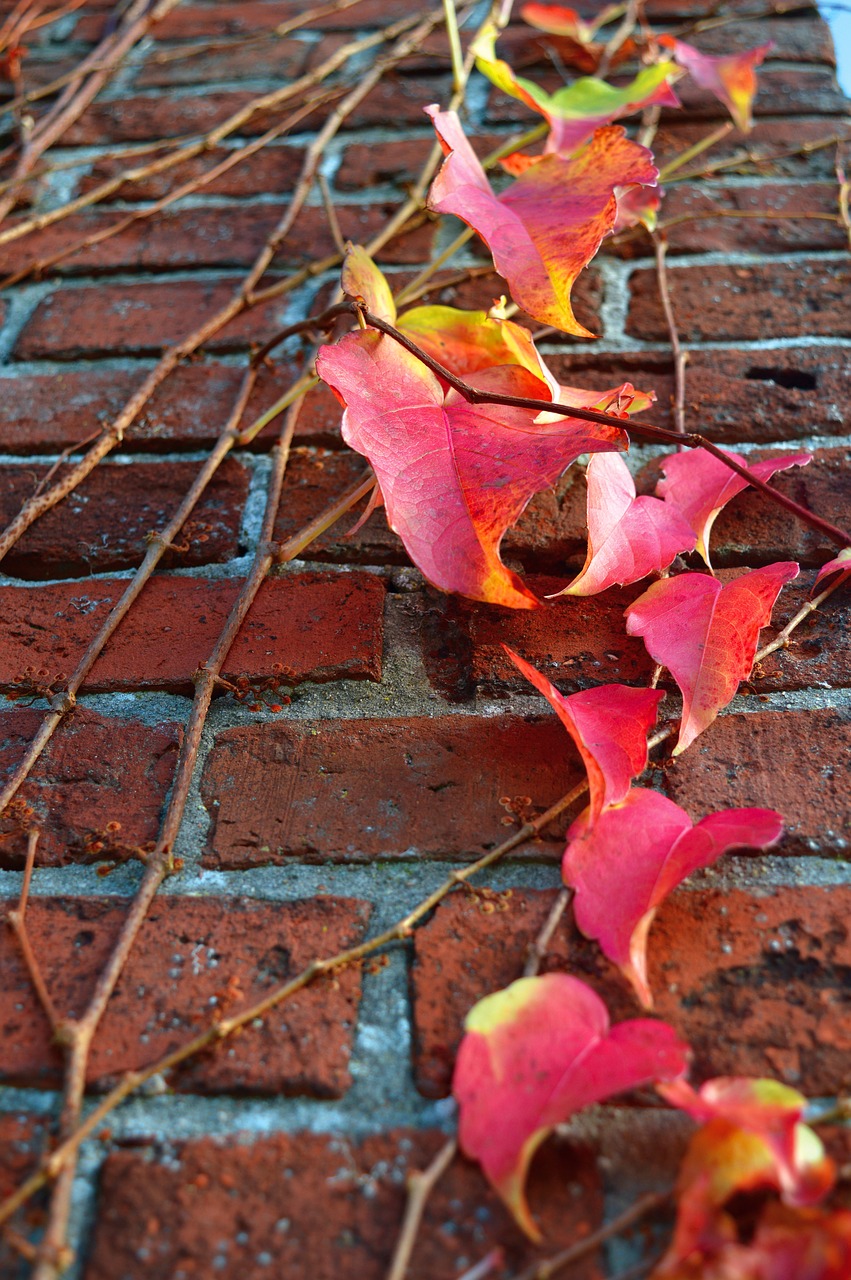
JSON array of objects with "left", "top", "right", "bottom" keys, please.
[{"left": 0, "top": 0, "right": 849, "bottom": 1275}]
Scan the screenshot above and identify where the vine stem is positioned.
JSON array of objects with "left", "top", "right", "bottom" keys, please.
[
  {"left": 510, "top": 1191, "right": 672, "bottom": 1280},
  {"left": 652, "top": 232, "right": 688, "bottom": 438},
  {"left": 5, "top": 830, "right": 59, "bottom": 1030},
  {"left": 385, "top": 1138, "right": 458, "bottom": 1280},
  {"left": 754, "top": 572, "right": 849, "bottom": 665},
  {"left": 269, "top": 299, "right": 851, "bottom": 550},
  {"left": 523, "top": 888, "right": 573, "bottom": 978}
]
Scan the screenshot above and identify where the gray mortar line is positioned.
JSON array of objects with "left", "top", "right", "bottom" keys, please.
[{"left": 0, "top": 281, "right": 53, "bottom": 362}]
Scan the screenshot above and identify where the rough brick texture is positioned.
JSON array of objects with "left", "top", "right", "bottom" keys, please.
[
  {"left": 0, "top": 573, "right": 384, "bottom": 693},
  {"left": 84, "top": 1129, "right": 603, "bottom": 1280},
  {"left": 0, "top": 896, "right": 370, "bottom": 1094}
]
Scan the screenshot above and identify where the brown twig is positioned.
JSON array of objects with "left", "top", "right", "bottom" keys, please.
[
  {"left": 754, "top": 573, "right": 850, "bottom": 665},
  {"left": 523, "top": 887, "right": 573, "bottom": 978},
  {"left": 4, "top": 830, "right": 59, "bottom": 1031},
  {"left": 652, "top": 232, "right": 688, "bottom": 438},
  {"left": 386, "top": 1138, "right": 458, "bottom": 1280},
  {"left": 836, "top": 161, "right": 851, "bottom": 249},
  {"left": 510, "top": 1191, "right": 672, "bottom": 1280},
  {"left": 667, "top": 131, "right": 849, "bottom": 185}
]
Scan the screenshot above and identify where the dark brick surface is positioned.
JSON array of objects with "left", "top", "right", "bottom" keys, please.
[
  {"left": 201, "top": 714, "right": 581, "bottom": 868},
  {"left": 0, "top": 707, "right": 181, "bottom": 869},
  {"left": 0, "top": 896, "right": 370, "bottom": 1094},
  {"left": 0, "top": 573, "right": 385, "bottom": 693},
  {"left": 84, "top": 1129, "right": 603, "bottom": 1280}
]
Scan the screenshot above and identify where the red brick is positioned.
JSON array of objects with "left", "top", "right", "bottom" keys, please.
[
  {"left": 674, "top": 16, "right": 835, "bottom": 63},
  {"left": 445, "top": 264, "right": 604, "bottom": 337},
  {"left": 201, "top": 714, "right": 581, "bottom": 868},
  {"left": 0, "top": 896, "right": 370, "bottom": 1094},
  {"left": 0, "top": 457, "right": 248, "bottom": 578},
  {"left": 626, "top": 260, "right": 851, "bottom": 343},
  {"left": 0, "top": 202, "right": 434, "bottom": 277},
  {"left": 135, "top": 36, "right": 308, "bottom": 87},
  {"left": 456, "top": 576, "right": 655, "bottom": 695},
  {"left": 0, "top": 707, "right": 181, "bottom": 869},
  {"left": 272, "top": 448, "right": 589, "bottom": 571},
  {"left": 617, "top": 181, "right": 848, "bottom": 258},
  {"left": 651, "top": 117, "right": 851, "bottom": 178},
  {"left": 127, "top": 0, "right": 416, "bottom": 39},
  {"left": 544, "top": 347, "right": 848, "bottom": 447},
  {"left": 0, "top": 364, "right": 333, "bottom": 453},
  {"left": 413, "top": 885, "right": 851, "bottom": 1098},
  {"left": 335, "top": 132, "right": 505, "bottom": 191},
  {"left": 0, "top": 1114, "right": 48, "bottom": 1277},
  {"left": 662, "top": 708, "right": 851, "bottom": 857},
  {"left": 84, "top": 1129, "right": 602, "bottom": 1280},
  {"left": 0, "top": 572, "right": 384, "bottom": 694},
  {"left": 14, "top": 278, "right": 294, "bottom": 358},
  {"left": 79, "top": 143, "right": 306, "bottom": 202}
]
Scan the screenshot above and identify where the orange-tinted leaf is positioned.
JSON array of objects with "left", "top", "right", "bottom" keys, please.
[
  {"left": 656, "top": 448, "right": 811, "bottom": 567},
  {"left": 340, "top": 242, "right": 396, "bottom": 322},
  {"left": 550, "top": 452, "right": 695, "bottom": 596},
  {"left": 814, "top": 546, "right": 851, "bottom": 594},
  {"left": 397, "top": 303, "right": 552, "bottom": 386},
  {"left": 745, "top": 1204, "right": 851, "bottom": 1279},
  {"left": 520, "top": 2, "right": 624, "bottom": 42},
  {"left": 659, "top": 35, "right": 772, "bottom": 133},
  {"left": 316, "top": 328, "right": 626, "bottom": 606},
  {"left": 625, "top": 563, "right": 799, "bottom": 754},
  {"left": 563, "top": 790, "right": 783, "bottom": 1005},
  {"left": 505, "top": 648, "right": 664, "bottom": 818},
  {"left": 454, "top": 973, "right": 689, "bottom": 1238},
  {"left": 427, "top": 108, "right": 659, "bottom": 333},
  {"left": 472, "top": 27, "right": 679, "bottom": 155}
]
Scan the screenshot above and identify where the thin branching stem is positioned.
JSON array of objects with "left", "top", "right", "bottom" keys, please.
[{"left": 386, "top": 1138, "right": 458, "bottom": 1280}]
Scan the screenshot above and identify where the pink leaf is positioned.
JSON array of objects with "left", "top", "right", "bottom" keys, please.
[
  {"left": 316, "top": 328, "right": 626, "bottom": 607},
  {"left": 505, "top": 648, "right": 664, "bottom": 818},
  {"left": 551, "top": 452, "right": 695, "bottom": 596},
  {"left": 563, "top": 789, "right": 783, "bottom": 1006},
  {"left": 656, "top": 448, "right": 811, "bottom": 567},
  {"left": 426, "top": 108, "right": 659, "bottom": 334},
  {"left": 660, "top": 36, "right": 773, "bottom": 133},
  {"left": 454, "top": 972, "right": 689, "bottom": 1238},
  {"left": 625, "top": 563, "right": 799, "bottom": 754}
]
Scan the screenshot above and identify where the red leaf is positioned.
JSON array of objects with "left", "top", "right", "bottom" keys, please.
[
  {"left": 659, "top": 36, "right": 773, "bottom": 133},
  {"left": 454, "top": 973, "right": 689, "bottom": 1238},
  {"left": 426, "top": 108, "right": 659, "bottom": 334},
  {"left": 550, "top": 452, "right": 695, "bottom": 596},
  {"left": 520, "top": 2, "right": 623, "bottom": 42},
  {"left": 656, "top": 448, "right": 811, "bottom": 567},
  {"left": 505, "top": 648, "right": 664, "bottom": 818},
  {"left": 316, "top": 329, "right": 626, "bottom": 607},
  {"left": 624, "top": 563, "right": 799, "bottom": 754},
  {"left": 814, "top": 546, "right": 851, "bottom": 595},
  {"left": 563, "top": 789, "right": 783, "bottom": 1005}
]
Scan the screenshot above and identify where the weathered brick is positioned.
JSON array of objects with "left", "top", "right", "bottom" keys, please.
[
  {"left": 752, "top": 571, "right": 851, "bottom": 693},
  {"left": 135, "top": 36, "right": 308, "bottom": 87},
  {"left": 84, "top": 1129, "right": 602, "bottom": 1280},
  {"left": 0, "top": 203, "right": 434, "bottom": 277},
  {"left": 0, "top": 707, "right": 181, "bottom": 869},
  {"left": 0, "top": 896, "right": 370, "bottom": 1094},
  {"left": 662, "top": 707, "right": 851, "bottom": 857},
  {"left": 0, "top": 457, "right": 248, "bottom": 578},
  {"left": 14, "top": 278, "right": 293, "bottom": 358},
  {"left": 0, "top": 364, "right": 328, "bottom": 453},
  {"left": 618, "top": 181, "right": 848, "bottom": 258},
  {"left": 626, "top": 260, "right": 851, "bottom": 343},
  {"left": 0, "top": 1113, "right": 48, "bottom": 1280},
  {"left": 651, "top": 116, "right": 851, "bottom": 178},
  {"left": 455, "top": 576, "right": 655, "bottom": 695},
  {"left": 79, "top": 143, "right": 306, "bottom": 201},
  {"left": 272, "top": 447, "right": 589, "bottom": 571},
  {"left": 0, "top": 572, "right": 384, "bottom": 694},
  {"left": 335, "top": 132, "right": 504, "bottom": 191},
  {"left": 201, "top": 714, "right": 581, "bottom": 868},
  {"left": 413, "top": 885, "right": 851, "bottom": 1097}
]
